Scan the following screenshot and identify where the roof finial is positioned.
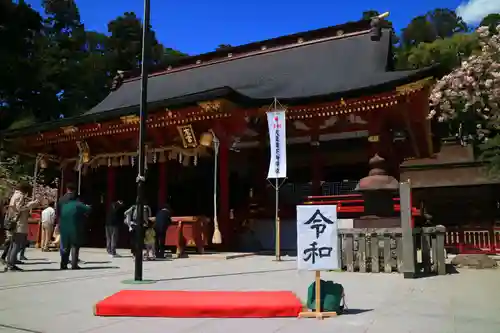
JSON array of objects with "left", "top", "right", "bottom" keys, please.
[{"left": 370, "top": 12, "right": 389, "bottom": 42}]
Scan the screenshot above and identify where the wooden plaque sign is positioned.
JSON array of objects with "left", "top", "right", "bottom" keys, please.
[{"left": 177, "top": 125, "right": 198, "bottom": 149}]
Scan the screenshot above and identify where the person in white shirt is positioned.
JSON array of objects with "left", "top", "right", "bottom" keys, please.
[{"left": 41, "top": 202, "right": 56, "bottom": 251}]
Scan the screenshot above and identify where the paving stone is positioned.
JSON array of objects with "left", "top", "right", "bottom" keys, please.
[{"left": 0, "top": 248, "right": 498, "bottom": 333}]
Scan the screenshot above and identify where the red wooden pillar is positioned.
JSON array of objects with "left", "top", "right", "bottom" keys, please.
[
  {"left": 219, "top": 138, "right": 231, "bottom": 248},
  {"left": 158, "top": 162, "right": 167, "bottom": 206},
  {"left": 311, "top": 130, "right": 322, "bottom": 196},
  {"left": 106, "top": 167, "right": 115, "bottom": 209}
]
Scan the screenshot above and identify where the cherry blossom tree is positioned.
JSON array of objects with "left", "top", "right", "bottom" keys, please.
[
  {"left": 0, "top": 155, "right": 58, "bottom": 205},
  {"left": 428, "top": 25, "right": 500, "bottom": 176},
  {"left": 429, "top": 25, "right": 500, "bottom": 131}
]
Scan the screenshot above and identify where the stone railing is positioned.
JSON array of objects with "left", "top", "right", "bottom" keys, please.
[{"left": 339, "top": 226, "right": 446, "bottom": 275}]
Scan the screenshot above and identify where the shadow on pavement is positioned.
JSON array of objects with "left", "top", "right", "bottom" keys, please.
[
  {"left": 20, "top": 266, "right": 120, "bottom": 272},
  {"left": 80, "top": 261, "right": 112, "bottom": 264},
  {"left": 343, "top": 308, "right": 373, "bottom": 315},
  {"left": 156, "top": 268, "right": 295, "bottom": 282},
  {"left": 18, "top": 261, "right": 55, "bottom": 265}
]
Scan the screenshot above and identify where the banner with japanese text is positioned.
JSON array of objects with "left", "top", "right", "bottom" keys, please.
[
  {"left": 266, "top": 111, "right": 287, "bottom": 179},
  {"left": 296, "top": 205, "right": 339, "bottom": 271}
]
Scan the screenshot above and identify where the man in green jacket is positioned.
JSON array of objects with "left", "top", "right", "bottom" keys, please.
[{"left": 59, "top": 195, "right": 90, "bottom": 270}]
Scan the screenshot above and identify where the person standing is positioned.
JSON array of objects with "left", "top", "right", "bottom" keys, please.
[
  {"left": 144, "top": 221, "right": 156, "bottom": 260},
  {"left": 1, "top": 199, "right": 12, "bottom": 266},
  {"left": 56, "top": 183, "right": 77, "bottom": 257},
  {"left": 155, "top": 204, "right": 172, "bottom": 259},
  {"left": 4, "top": 182, "right": 39, "bottom": 272},
  {"left": 105, "top": 199, "right": 124, "bottom": 257},
  {"left": 41, "top": 202, "right": 56, "bottom": 251},
  {"left": 59, "top": 195, "right": 91, "bottom": 270},
  {"left": 124, "top": 202, "right": 151, "bottom": 259}
]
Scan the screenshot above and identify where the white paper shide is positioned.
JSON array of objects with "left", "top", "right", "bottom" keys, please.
[
  {"left": 297, "top": 205, "right": 339, "bottom": 271},
  {"left": 266, "top": 111, "right": 287, "bottom": 179}
]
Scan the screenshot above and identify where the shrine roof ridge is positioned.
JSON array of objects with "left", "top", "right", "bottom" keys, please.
[{"left": 121, "top": 19, "right": 377, "bottom": 82}]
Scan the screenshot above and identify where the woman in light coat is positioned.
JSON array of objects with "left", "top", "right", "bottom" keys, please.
[{"left": 4, "top": 182, "right": 39, "bottom": 271}]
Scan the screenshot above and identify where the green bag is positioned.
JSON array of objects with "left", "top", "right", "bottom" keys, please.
[{"left": 306, "top": 279, "right": 345, "bottom": 313}]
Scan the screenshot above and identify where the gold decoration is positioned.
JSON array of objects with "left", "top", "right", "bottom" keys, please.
[
  {"left": 177, "top": 125, "right": 198, "bottom": 148},
  {"left": 61, "top": 126, "right": 78, "bottom": 135},
  {"left": 396, "top": 77, "right": 433, "bottom": 95},
  {"left": 368, "top": 135, "right": 380, "bottom": 143},
  {"left": 76, "top": 141, "right": 90, "bottom": 163},
  {"left": 120, "top": 115, "right": 140, "bottom": 124},
  {"left": 198, "top": 100, "right": 222, "bottom": 112}
]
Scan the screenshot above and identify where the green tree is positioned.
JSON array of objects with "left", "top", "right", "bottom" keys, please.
[
  {"left": 398, "top": 32, "right": 480, "bottom": 71},
  {"left": 480, "top": 13, "right": 500, "bottom": 34},
  {"left": 401, "top": 8, "right": 468, "bottom": 48},
  {"left": 107, "top": 12, "right": 180, "bottom": 72},
  {"left": 0, "top": 1, "right": 44, "bottom": 129},
  {"left": 40, "top": 0, "right": 89, "bottom": 118}
]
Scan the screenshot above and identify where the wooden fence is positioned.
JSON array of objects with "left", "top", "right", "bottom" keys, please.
[{"left": 338, "top": 226, "right": 446, "bottom": 275}]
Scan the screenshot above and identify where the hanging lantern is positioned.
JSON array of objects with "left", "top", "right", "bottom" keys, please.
[
  {"left": 200, "top": 132, "right": 214, "bottom": 147},
  {"left": 131, "top": 156, "right": 135, "bottom": 167},
  {"left": 193, "top": 155, "right": 198, "bottom": 166},
  {"left": 158, "top": 151, "right": 166, "bottom": 163},
  {"left": 107, "top": 157, "right": 111, "bottom": 167},
  {"left": 82, "top": 151, "right": 90, "bottom": 164},
  {"left": 178, "top": 153, "right": 183, "bottom": 164},
  {"left": 153, "top": 152, "right": 157, "bottom": 163},
  {"left": 39, "top": 156, "right": 48, "bottom": 169}
]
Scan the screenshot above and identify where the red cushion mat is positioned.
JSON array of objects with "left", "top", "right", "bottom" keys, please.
[{"left": 95, "top": 290, "right": 303, "bottom": 318}]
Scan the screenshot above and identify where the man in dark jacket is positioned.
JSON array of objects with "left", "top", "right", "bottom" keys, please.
[
  {"left": 59, "top": 195, "right": 91, "bottom": 270},
  {"left": 56, "top": 183, "right": 77, "bottom": 257},
  {"left": 105, "top": 200, "right": 124, "bottom": 257},
  {"left": 155, "top": 204, "right": 172, "bottom": 259}
]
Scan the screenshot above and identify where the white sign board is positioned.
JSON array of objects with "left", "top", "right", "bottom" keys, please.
[
  {"left": 266, "top": 111, "right": 287, "bottom": 179},
  {"left": 297, "top": 205, "right": 339, "bottom": 271}
]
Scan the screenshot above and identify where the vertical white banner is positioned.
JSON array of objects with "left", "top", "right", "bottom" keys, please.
[
  {"left": 266, "top": 111, "right": 287, "bottom": 179},
  {"left": 297, "top": 205, "right": 339, "bottom": 271}
]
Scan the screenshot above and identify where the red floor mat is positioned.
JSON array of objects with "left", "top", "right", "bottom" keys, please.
[{"left": 94, "top": 290, "right": 303, "bottom": 318}]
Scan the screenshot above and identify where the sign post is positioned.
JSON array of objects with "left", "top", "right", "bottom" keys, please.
[
  {"left": 297, "top": 205, "right": 339, "bottom": 319},
  {"left": 266, "top": 102, "right": 287, "bottom": 261}
]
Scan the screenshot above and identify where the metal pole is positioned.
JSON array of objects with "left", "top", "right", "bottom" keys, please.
[
  {"left": 134, "top": 0, "right": 151, "bottom": 281},
  {"left": 77, "top": 158, "right": 82, "bottom": 196},
  {"left": 32, "top": 156, "right": 40, "bottom": 199},
  {"left": 275, "top": 177, "right": 281, "bottom": 261},
  {"left": 213, "top": 137, "right": 219, "bottom": 233}
]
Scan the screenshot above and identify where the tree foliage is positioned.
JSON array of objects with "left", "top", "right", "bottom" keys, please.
[
  {"left": 480, "top": 13, "right": 500, "bottom": 34},
  {"left": 0, "top": 0, "right": 186, "bottom": 131}
]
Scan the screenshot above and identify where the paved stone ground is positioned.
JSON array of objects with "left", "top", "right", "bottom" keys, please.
[{"left": 0, "top": 248, "right": 499, "bottom": 333}]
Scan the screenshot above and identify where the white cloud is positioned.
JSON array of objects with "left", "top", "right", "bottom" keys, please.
[{"left": 456, "top": 0, "right": 500, "bottom": 24}]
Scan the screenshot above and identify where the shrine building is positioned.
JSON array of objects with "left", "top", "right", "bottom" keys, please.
[{"left": 0, "top": 17, "right": 441, "bottom": 251}]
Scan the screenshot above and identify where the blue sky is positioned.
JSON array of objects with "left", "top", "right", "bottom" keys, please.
[{"left": 25, "top": 0, "right": 484, "bottom": 55}]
